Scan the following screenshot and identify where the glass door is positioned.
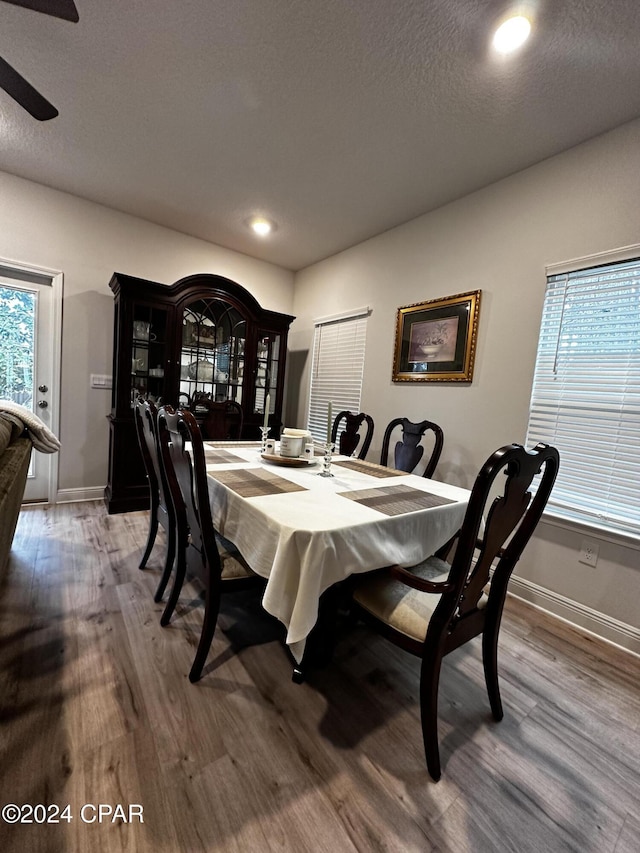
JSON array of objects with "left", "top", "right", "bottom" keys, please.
[
  {"left": 180, "top": 297, "right": 247, "bottom": 412},
  {"left": 0, "top": 272, "right": 58, "bottom": 502},
  {"left": 130, "top": 305, "right": 170, "bottom": 407},
  {"left": 254, "top": 330, "right": 282, "bottom": 425}
]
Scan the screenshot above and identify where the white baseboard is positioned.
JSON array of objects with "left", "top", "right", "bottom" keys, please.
[
  {"left": 509, "top": 575, "right": 640, "bottom": 658},
  {"left": 56, "top": 487, "right": 105, "bottom": 504}
]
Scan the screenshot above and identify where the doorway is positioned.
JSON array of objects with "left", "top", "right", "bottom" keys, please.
[{"left": 0, "top": 260, "right": 62, "bottom": 502}]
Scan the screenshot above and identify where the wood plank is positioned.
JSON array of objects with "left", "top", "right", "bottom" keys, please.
[{"left": 614, "top": 812, "right": 640, "bottom": 853}]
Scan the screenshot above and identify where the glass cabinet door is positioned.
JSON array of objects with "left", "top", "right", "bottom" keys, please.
[
  {"left": 254, "top": 330, "right": 282, "bottom": 423},
  {"left": 180, "top": 297, "right": 247, "bottom": 411},
  {"left": 130, "top": 305, "right": 169, "bottom": 407}
]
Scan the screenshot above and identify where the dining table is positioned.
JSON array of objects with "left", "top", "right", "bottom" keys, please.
[{"left": 201, "top": 441, "right": 471, "bottom": 676}]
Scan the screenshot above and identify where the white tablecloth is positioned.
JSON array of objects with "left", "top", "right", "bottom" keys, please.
[{"left": 204, "top": 445, "right": 470, "bottom": 662}]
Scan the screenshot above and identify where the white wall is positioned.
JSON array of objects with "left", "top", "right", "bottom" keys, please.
[
  {"left": 289, "top": 118, "right": 640, "bottom": 651},
  {"left": 0, "top": 170, "right": 295, "bottom": 494}
]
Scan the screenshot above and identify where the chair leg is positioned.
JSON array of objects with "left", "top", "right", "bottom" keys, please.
[
  {"left": 420, "top": 652, "right": 444, "bottom": 782},
  {"left": 154, "top": 520, "right": 177, "bottom": 602},
  {"left": 482, "top": 621, "right": 504, "bottom": 721},
  {"left": 138, "top": 501, "right": 159, "bottom": 569},
  {"left": 189, "top": 583, "right": 221, "bottom": 683},
  {"left": 160, "top": 542, "right": 186, "bottom": 627}
]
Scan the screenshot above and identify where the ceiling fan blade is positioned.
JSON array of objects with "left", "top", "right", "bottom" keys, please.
[
  {"left": 0, "top": 55, "right": 58, "bottom": 120},
  {"left": 0, "top": 0, "right": 79, "bottom": 23}
]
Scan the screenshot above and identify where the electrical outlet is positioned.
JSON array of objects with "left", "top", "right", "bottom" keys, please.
[{"left": 578, "top": 539, "right": 599, "bottom": 567}]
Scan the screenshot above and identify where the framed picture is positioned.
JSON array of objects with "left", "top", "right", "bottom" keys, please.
[{"left": 392, "top": 290, "right": 481, "bottom": 382}]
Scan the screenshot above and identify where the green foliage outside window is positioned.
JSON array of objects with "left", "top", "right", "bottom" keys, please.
[{"left": 0, "top": 286, "right": 35, "bottom": 407}]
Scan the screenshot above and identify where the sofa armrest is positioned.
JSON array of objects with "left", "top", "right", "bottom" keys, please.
[{"left": 0, "top": 437, "right": 32, "bottom": 577}]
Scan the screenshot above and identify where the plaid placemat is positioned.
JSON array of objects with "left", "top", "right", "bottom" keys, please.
[
  {"left": 333, "top": 459, "right": 405, "bottom": 478},
  {"left": 208, "top": 467, "right": 308, "bottom": 497},
  {"left": 204, "top": 447, "right": 247, "bottom": 464},
  {"left": 337, "top": 484, "right": 456, "bottom": 516}
]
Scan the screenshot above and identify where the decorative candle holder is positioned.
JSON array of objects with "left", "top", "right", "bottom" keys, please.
[
  {"left": 260, "top": 426, "right": 270, "bottom": 454},
  {"left": 318, "top": 441, "right": 335, "bottom": 477}
]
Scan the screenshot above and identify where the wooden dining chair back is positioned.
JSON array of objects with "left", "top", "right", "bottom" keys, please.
[
  {"left": 200, "top": 399, "right": 244, "bottom": 440},
  {"left": 352, "top": 442, "right": 559, "bottom": 780},
  {"left": 134, "top": 398, "right": 177, "bottom": 603},
  {"left": 380, "top": 417, "right": 444, "bottom": 478},
  {"left": 331, "top": 410, "right": 374, "bottom": 459},
  {"left": 191, "top": 390, "right": 212, "bottom": 408},
  {"left": 156, "top": 406, "right": 260, "bottom": 682}
]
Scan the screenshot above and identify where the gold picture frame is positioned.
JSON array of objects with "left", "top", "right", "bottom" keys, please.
[{"left": 392, "top": 290, "right": 481, "bottom": 382}]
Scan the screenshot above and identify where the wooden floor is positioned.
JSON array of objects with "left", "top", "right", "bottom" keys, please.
[{"left": 1, "top": 502, "right": 639, "bottom": 853}]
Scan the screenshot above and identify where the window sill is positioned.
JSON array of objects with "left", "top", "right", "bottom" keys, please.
[{"left": 540, "top": 510, "right": 640, "bottom": 551}]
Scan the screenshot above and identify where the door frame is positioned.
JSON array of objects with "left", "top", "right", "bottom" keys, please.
[{"left": 0, "top": 256, "right": 63, "bottom": 504}]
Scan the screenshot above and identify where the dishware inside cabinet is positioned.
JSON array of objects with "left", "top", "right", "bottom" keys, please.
[{"left": 179, "top": 297, "right": 247, "bottom": 410}]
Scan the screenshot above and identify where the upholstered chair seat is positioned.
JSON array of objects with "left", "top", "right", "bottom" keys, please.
[
  {"left": 217, "top": 534, "right": 257, "bottom": 581},
  {"left": 353, "top": 557, "right": 488, "bottom": 644}
]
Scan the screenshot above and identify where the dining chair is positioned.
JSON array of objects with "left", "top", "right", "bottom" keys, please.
[
  {"left": 350, "top": 442, "right": 559, "bottom": 780},
  {"left": 156, "top": 405, "right": 262, "bottom": 682},
  {"left": 200, "top": 399, "right": 244, "bottom": 440},
  {"left": 134, "top": 398, "right": 177, "bottom": 603},
  {"left": 380, "top": 417, "right": 444, "bottom": 478},
  {"left": 191, "top": 390, "right": 212, "bottom": 411},
  {"left": 331, "top": 410, "right": 374, "bottom": 459}
]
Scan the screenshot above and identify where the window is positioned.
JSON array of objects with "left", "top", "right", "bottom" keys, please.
[
  {"left": 307, "top": 308, "right": 369, "bottom": 443},
  {"left": 526, "top": 255, "right": 640, "bottom": 537}
]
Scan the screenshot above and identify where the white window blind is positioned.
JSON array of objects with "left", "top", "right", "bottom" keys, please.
[
  {"left": 307, "top": 310, "right": 368, "bottom": 443},
  {"left": 525, "top": 257, "right": 640, "bottom": 536}
]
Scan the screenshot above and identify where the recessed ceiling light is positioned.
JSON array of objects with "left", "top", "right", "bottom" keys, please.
[
  {"left": 492, "top": 15, "right": 531, "bottom": 54},
  {"left": 250, "top": 217, "right": 274, "bottom": 237}
]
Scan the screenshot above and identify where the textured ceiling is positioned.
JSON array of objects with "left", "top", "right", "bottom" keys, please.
[{"left": 1, "top": 0, "right": 639, "bottom": 270}]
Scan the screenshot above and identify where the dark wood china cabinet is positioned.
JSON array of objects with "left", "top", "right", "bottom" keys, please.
[{"left": 104, "top": 271, "right": 294, "bottom": 514}]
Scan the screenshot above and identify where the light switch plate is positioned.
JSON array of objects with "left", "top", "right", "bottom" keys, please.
[{"left": 90, "top": 374, "right": 112, "bottom": 389}]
